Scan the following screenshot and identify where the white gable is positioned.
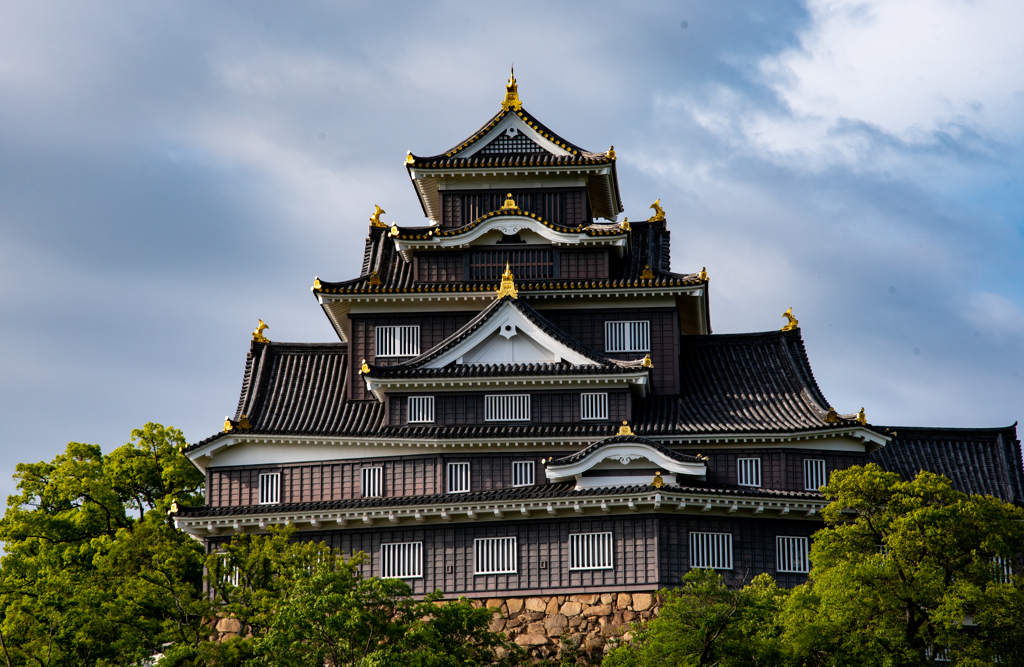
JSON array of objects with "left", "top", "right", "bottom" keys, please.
[
  {"left": 456, "top": 112, "right": 572, "bottom": 159},
  {"left": 425, "top": 301, "right": 597, "bottom": 369}
]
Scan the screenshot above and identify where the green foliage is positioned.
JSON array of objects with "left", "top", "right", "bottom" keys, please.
[{"left": 603, "top": 570, "right": 787, "bottom": 667}]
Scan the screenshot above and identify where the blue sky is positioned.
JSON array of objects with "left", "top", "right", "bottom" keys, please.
[{"left": 1, "top": 1, "right": 1022, "bottom": 499}]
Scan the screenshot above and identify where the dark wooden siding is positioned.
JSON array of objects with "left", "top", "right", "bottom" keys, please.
[
  {"left": 389, "top": 391, "right": 629, "bottom": 426},
  {"left": 415, "top": 253, "right": 463, "bottom": 283},
  {"left": 675, "top": 448, "right": 868, "bottom": 492},
  {"left": 440, "top": 188, "right": 588, "bottom": 228},
  {"left": 560, "top": 251, "right": 609, "bottom": 279},
  {"left": 540, "top": 308, "right": 680, "bottom": 395}
]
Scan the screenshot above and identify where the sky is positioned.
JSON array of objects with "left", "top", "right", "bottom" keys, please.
[{"left": 1, "top": 0, "right": 1022, "bottom": 500}]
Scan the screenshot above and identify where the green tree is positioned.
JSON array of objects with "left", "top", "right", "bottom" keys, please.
[
  {"left": 781, "top": 463, "right": 1024, "bottom": 666},
  {"left": 603, "top": 570, "right": 787, "bottom": 667}
]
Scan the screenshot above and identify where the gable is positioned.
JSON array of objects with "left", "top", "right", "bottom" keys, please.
[
  {"left": 461, "top": 325, "right": 556, "bottom": 364},
  {"left": 477, "top": 126, "right": 547, "bottom": 155},
  {"left": 456, "top": 112, "right": 571, "bottom": 159}
]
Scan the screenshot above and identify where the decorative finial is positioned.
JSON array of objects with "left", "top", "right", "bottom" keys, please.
[
  {"left": 359, "top": 359, "right": 370, "bottom": 375},
  {"left": 641, "top": 265, "right": 654, "bottom": 279},
  {"left": 652, "top": 471, "right": 664, "bottom": 489},
  {"left": 501, "top": 67, "right": 522, "bottom": 111},
  {"left": 825, "top": 407, "right": 838, "bottom": 424},
  {"left": 169, "top": 500, "right": 178, "bottom": 515},
  {"left": 781, "top": 308, "right": 799, "bottom": 332},
  {"left": 699, "top": 267, "right": 708, "bottom": 281},
  {"left": 312, "top": 276, "right": 322, "bottom": 291},
  {"left": 370, "top": 205, "right": 387, "bottom": 228},
  {"left": 606, "top": 146, "right": 616, "bottom": 159},
  {"left": 618, "top": 421, "right": 633, "bottom": 436},
  {"left": 642, "top": 354, "right": 653, "bottom": 368},
  {"left": 253, "top": 320, "right": 270, "bottom": 343},
  {"left": 405, "top": 151, "right": 414, "bottom": 165},
  {"left": 857, "top": 408, "right": 867, "bottom": 425},
  {"left": 368, "top": 271, "right": 382, "bottom": 286},
  {"left": 390, "top": 224, "right": 399, "bottom": 237},
  {"left": 620, "top": 217, "right": 630, "bottom": 231},
  {"left": 500, "top": 193, "right": 519, "bottom": 211},
  {"left": 496, "top": 263, "right": 519, "bottom": 299},
  {"left": 239, "top": 414, "right": 251, "bottom": 429},
  {"left": 648, "top": 199, "right": 666, "bottom": 222},
  {"left": 223, "top": 416, "right": 234, "bottom": 432}
]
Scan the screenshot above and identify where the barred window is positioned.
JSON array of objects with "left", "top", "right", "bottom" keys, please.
[
  {"left": 485, "top": 394, "right": 530, "bottom": 422},
  {"left": 994, "top": 556, "right": 1013, "bottom": 584},
  {"left": 569, "top": 532, "right": 614, "bottom": 570},
  {"left": 361, "top": 467, "right": 382, "bottom": 498},
  {"left": 380, "top": 542, "right": 423, "bottom": 579},
  {"left": 408, "top": 396, "right": 434, "bottom": 423},
  {"left": 804, "top": 459, "right": 827, "bottom": 491},
  {"left": 474, "top": 536, "right": 517, "bottom": 575},
  {"left": 776, "top": 536, "right": 810, "bottom": 573},
  {"left": 580, "top": 392, "right": 608, "bottom": 420},
  {"left": 375, "top": 325, "right": 419, "bottom": 357},
  {"left": 447, "top": 462, "right": 470, "bottom": 493},
  {"left": 214, "top": 553, "right": 240, "bottom": 587},
  {"left": 512, "top": 461, "right": 535, "bottom": 487},
  {"left": 737, "top": 458, "right": 761, "bottom": 487},
  {"left": 258, "top": 473, "right": 280, "bottom": 505},
  {"left": 690, "top": 532, "right": 733, "bottom": 570},
  {"left": 604, "top": 320, "right": 650, "bottom": 353}
]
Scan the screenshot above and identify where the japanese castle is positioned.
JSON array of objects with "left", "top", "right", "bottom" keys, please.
[{"left": 174, "top": 73, "right": 1023, "bottom": 597}]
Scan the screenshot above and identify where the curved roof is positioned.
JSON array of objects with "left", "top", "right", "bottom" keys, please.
[{"left": 549, "top": 434, "right": 705, "bottom": 466}]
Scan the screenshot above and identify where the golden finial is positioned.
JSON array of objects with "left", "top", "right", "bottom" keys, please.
[
  {"left": 641, "top": 265, "right": 654, "bottom": 279},
  {"left": 359, "top": 359, "right": 370, "bottom": 375},
  {"left": 618, "top": 421, "right": 633, "bottom": 436},
  {"left": 405, "top": 151, "right": 414, "bottom": 165},
  {"left": 500, "top": 193, "right": 519, "bottom": 211},
  {"left": 169, "top": 500, "right": 178, "bottom": 515},
  {"left": 312, "top": 277, "right": 322, "bottom": 291},
  {"left": 652, "top": 471, "right": 664, "bottom": 489},
  {"left": 699, "top": 267, "right": 708, "bottom": 281},
  {"left": 824, "top": 407, "right": 838, "bottom": 424},
  {"left": 368, "top": 271, "right": 382, "bottom": 286},
  {"left": 239, "top": 414, "right": 252, "bottom": 429},
  {"left": 606, "top": 146, "right": 616, "bottom": 159},
  {"left": 495, "top": 263, "right": 519, "bottom": 299},
  {"left": 648, "top": 199, "right": 666, "bottom": 222},
  {"left": 253, "top": 320, "right": 270, "bottom": 344},
  {"left": 370, "top": 205, "right": 387, "bottom": 228},
  {"left": 389, "top": 224, "right": 399, "bottom": 237},
  {"left": 620, "top": 217, "right": 630, "bottom": 231},
  {"left": 781, "top": 307, "right": 799, "bottom": 332},
  {"left": 501, "top": 67, "right": 522, "bottom": 111},
  {"left": 857, "top": 408, "right": 867, "bottom": 425},
  {"left": 642, "top": 354, "right": 653, "bottom": 368},
  {"left": 223, "top": 416, "right": 234, "bottom": 432}
]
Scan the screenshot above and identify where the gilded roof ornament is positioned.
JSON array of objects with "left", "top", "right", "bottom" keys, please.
[
  {"left": 620, "top": 217, "right": 630, "bottom": 231},
  {"left": 253, "top": 319, "right": 270, "bottom": 343},
  {"left": 642, "top": 354, "right": 653, "bottom": 368},
  {"left": 169, "top": 500, "right": 178, "bottom": 515},
  {"left": 606, "top": 146, "right": 616, "bottom": 159},
  {"left": 648, "top": 199, "right": 666, "bottom": 222},
  {"left": 405, "top": 151, "right": 414, "bottom": 165},
  {"left": 223, "top": 416, "right": 234, "bottom": 432},
  {"left": 495, "top": 263, "right": 519, "bottom": 299},
  {"left": 359, "top": 359, "right": 370, "bottom": 375},
  {"left": 618, "top": 421, "right": 633, "bottom": 436},
  {"left": 501, "top": 67, "right": 523, "bottom": 111},
  {"left": 312, "top": 277, "right": 322, "bottom": 291},
  {"left": 389, "top": 224, "right": 399, "bottom": 237},
  {"left": 857, "top": 408, "right": 867, "bottom": 425},
  {"left": 824, "top": 406, "right": 838, "bottom": 424},
  {"left": 781, "top": 307, "right": 799, "bottom": 332},
  {"left": 368, "top": 271, "right": 382, "bottom": 286},
  {"left": 652, "top": 471, "right": 664, "bottom": 488},
  {"left": 499, "top": 193, "right": 520, "bottom": 211},
  {"left": 370, "top": 205, "right": 387, "bottom": 228},
  {"left": 699, "top": 267, "right": 708, "bottom": 281},
  {"left": 239, "top": 414, "right": 251, "bottom": 429},
  {"left": 641, "top": 265, "right": 654, "bottom": 279}
]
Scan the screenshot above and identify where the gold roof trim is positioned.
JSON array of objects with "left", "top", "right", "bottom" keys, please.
[
  {"left": 252, "top": 320, "right": 270, "bottom": 344},
  {"left": 781, "top": 308, "right": 798, "bottom": 332},
  {"left": 495, "top": 263, "right": 518, "bottom": 299},
  {"left": 501, "top": 67, "right": 522, "bottom": 111},
  {"left": 618, "top": 421, "right": 633, "bottom": 436},
  {"left": 648, "top": 199, "right": 666, "bottom": 222}
]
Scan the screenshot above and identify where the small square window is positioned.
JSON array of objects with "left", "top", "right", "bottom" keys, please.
[
  {"left": 258, "top": 473, "right": 280, "bottom": 505},
  {"left": 512, "top": 461, "right": 535, "bottom": 487},
  {"left": 447, "top": 462, "right": 470, "bottom": 494}
]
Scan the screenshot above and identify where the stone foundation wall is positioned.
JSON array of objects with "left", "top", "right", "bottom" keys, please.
[{"left": 478, "top": 592, "right": 659, "bottom": 662}]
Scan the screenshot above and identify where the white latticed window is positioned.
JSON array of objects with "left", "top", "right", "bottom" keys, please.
[
  {"left": 512, "top": 461, "right": 534, "bottom": 487},
  {"left": 380, "top": 542, "right": 423, "bottom": 579},
  {"left": 994, "top": 556, "right": 1013, "bottom": 584},
  {"left": 776, "top": 536, "right": 810, "bottom": 573},
  {"left": 737, "top": 458, "right": 761, "bottom": 487},
  {"left": 569, "top": 532, "right": 614, "bottom": 570},
  {"left": 604, "top": 320, "right": 650, "bottom": 353},
  {"left": 215, "top": 554, "right": 240, "bottom": 587},
  {"left": 474, "top": 536, "right": 517, "bottom": 575},
  {"left": 361, "top": 467, "right": 382, "bottom": 498},
  {"left": 690, "top": 532, "right": 733, "bottom": 570},
  {"left": 408, "top": 396, "right": 434, "bottom": 423},
  {"left": 447, "top": 462, "right": 470, "bottom": 493},
  {"left": 485, "top": 394, "right": 530, "bottom": 422},
  {"left": 375, "top": 325, "right": 420, "bottom": 357},
  {"left": 580, "top": 392, "right": 608, "bottom": 420},
  {"left": 258, "top": 473, "right": 280, "bottom": 505},
  {"left": 804, "top": 459, "right": 827, "bottom": 491}
]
